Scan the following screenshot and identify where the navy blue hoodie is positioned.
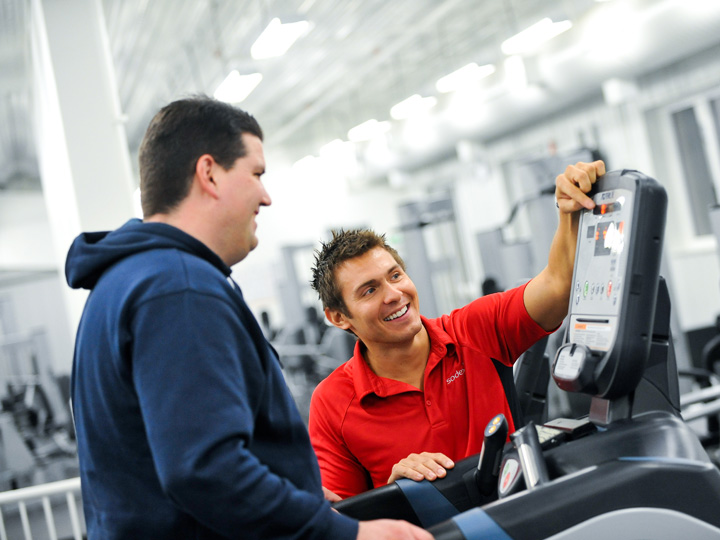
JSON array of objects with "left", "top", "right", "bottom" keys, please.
[{"left": 65, "top": 219, "right": 357, "bottom": 540}]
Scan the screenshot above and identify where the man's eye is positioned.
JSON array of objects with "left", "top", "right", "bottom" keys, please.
[{"left": 363, "top": 287, "right": 375, "bottom": 296}]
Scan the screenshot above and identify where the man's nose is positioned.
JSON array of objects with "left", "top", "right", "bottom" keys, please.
[
  {"left": 260, "top": 185, "right": 272, "bottom": 206},
  {"left": 383, "top": 282, "right": 403, "bottom": 303}
]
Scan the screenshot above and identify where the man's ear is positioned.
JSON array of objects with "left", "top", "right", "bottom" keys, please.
[
  {"left": 195, "top": 154, "right": 219, "bottom": 198},
  {"left": 325, "top": 307, "right": 351, "bottom": 331}
]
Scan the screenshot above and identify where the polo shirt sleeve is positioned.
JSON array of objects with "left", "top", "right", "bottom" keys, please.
[
  {"left": 309, "top": 376, "right": 372, "bottom": 499},
  {"left": 446, "top": 281, "right": 551, "bottom": 367}
]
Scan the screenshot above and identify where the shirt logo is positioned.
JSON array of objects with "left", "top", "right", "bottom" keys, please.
[{"left": 446, "top": 368, "right": 465, "bottom": 385}]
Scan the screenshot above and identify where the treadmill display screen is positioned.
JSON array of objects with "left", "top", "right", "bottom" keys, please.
[{"left": 594, "top": 221, "right": 625, "bottom": 257}]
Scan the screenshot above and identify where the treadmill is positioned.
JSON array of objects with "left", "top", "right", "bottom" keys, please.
[{"left": 334, "top": 169, "right": 720, "bottom": 538}]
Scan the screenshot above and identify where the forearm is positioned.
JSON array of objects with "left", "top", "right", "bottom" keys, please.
[
  {"left": 524, "top": 160, "right": 603, "bottom": 330},
  {"left": 524, "top": 210, "right": 578, "bottom": 330},
  {"left": 548, "top": 209, "right": 581, "bottom": 295}
]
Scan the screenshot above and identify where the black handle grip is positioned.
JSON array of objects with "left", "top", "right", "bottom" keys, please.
[{"left": 475, "top": 414, "right": 509, "bottom": 496}]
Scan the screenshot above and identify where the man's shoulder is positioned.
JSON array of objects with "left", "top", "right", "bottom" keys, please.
[
  {"left": 310, "top": 360, "right": 358, "bottom": 434},
  {"left": 312, "top": 360, "right": 356, "bottom": 407},
  {"left": 122, "top": 246, "right": 223, "bottom": 282},
  {"left": 97, "top": 247, "right": 230, "bottom": 306},
  {"left": 316, "top": 360, "right": 354, "bottom": 390},
  {"left": 438, "top": 285, "right": 527, "bottom": 324},
  {"left": 124, "top": 245, "right": 215, "bottom": 270}
]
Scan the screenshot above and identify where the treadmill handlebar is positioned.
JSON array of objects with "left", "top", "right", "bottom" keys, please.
[
  {"left": 511, "top": 422, "right": 549, "bottom": 490},
  {"left": 475, "top": 414, "right": 508, "bottom": 496}
]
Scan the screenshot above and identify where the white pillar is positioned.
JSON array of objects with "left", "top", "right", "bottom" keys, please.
[{"left": 29, "top": 0, "right": 135, "bottom": 343}]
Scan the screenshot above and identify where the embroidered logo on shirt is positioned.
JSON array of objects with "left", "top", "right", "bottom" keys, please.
[{"left": 446, "top": 368, "right": 466, "bottom": 385}]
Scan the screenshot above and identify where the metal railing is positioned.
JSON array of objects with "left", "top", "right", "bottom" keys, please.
[{"left": 0, "top": 477, "right": 83, "bottom": 540}]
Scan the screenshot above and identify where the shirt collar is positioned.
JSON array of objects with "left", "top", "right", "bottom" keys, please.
[{"left": 348, "top": 315, "right": 457, "bottom": 402}]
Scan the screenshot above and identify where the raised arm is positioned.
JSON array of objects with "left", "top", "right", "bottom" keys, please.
[{"left": 524, "top": 160, "right": 606, "bottom": 331}]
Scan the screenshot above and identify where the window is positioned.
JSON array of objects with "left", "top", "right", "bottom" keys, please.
[{"left": 670, "top": 97, "right": 720, "bottom": 236}]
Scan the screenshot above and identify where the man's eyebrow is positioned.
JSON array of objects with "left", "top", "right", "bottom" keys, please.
[
  {"left": 353, "top": 264, "right": 401, "bottom": 295},
  {"left": 354, "top": 278, "right": 378, "bottom": 296}
]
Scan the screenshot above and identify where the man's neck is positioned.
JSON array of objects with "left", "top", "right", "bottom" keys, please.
[
  {"left": 362, "top": 326, "right": 431, "bottom": 390},
  {"left": 145, "top": 204, "right": 230, "bottom": 266}
]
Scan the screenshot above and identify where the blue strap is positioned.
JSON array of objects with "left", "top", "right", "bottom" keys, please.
[
  {"left": 395, "top": 478, "right": 459, "bottom": 528},
  {"left": 453, "top": 507, "right": 514, "bottom": 540}
]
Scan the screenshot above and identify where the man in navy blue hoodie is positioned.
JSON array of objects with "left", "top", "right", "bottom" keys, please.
[{"left": 65, "top": 96, "right": 432, "bottom": 540}]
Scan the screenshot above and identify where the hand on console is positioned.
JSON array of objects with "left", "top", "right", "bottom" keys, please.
[
  {"left": 387, "top": 452, "right": 455, "bottom": 484},
  {"left": 555, "top": 160, "right": 605, "bottom": 213},
  {"left": 358, "top": 519, "right": 434, "bottom": 539},
  {"left": 322, "top": 486, "right": 342, "bottom": 502}
]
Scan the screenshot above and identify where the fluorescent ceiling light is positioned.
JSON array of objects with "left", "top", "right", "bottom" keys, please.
[
  {"left": 251, "top": 18, "right": 310, "bottom": 59},
  {"left": 390, "top": 94, "right": 437, "bottom": 120},
  {"left": 504, "top": 56, "right": 528, "bottom": 90},
  {"left": 602, "top": 77, "right": 638, "bottom": 105},
  {"left": 501, "top": 18, "right": 572, "bottom": 55},
  {"left": 319, "top": 139, "right": 352, "bottom": 157},
  {"left": 214, "top": 71, "right": 263, "bottom": 103},
  {"left": 347, "top": 119, "right": 391, "bottom": 142},
  {"left": 399, "top": 115, "right": 438, "bottom": 151},
  {"left": 436, "top": 63, "right": 496, "bottom": 93}
]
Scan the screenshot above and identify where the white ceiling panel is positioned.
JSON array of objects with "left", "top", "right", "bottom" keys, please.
[{"left": 1, "top": 0, "right": 719, "bottom": 190}]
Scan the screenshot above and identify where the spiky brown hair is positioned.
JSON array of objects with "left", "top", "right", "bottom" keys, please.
[{"left": 310, "top": 228, "right": 405, "bottom": 315}]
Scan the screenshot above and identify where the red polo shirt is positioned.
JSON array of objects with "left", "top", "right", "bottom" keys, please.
[{"left": 308, "top": 282, "right": 550, "bottom": 499}]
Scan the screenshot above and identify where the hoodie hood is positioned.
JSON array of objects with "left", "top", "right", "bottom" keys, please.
[{"left": 65, "top": 218, "right": 230, "bottom": 290}]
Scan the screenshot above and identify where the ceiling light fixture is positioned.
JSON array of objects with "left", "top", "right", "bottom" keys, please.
[
  {"left": 320, "top": 139, "right": 350, "bottom": 156},
  {"left": 390, "top": 94, "right": 437, "bottom": 120},
  {"left": 436, "top": 63, "right": 496, "bottom": 93},
  {"left": 347, "top": 119, "right": 391, "bottom": 142},
  {"left": 214, "top": 71, "right": 263, "bottom": 103},
  {"left": 501, "top": 18, "right": 572, "bottom": 56},
  {"left": 504, "top": 56, "right": 528, "bottom": 90},
  {"left": 251, "top": 18, "right": 311, "bottom": 59}
]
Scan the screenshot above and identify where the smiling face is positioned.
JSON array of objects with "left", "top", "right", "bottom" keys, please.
[
  {"left": 214, "top": 134, "right": 271, "bottom": 265},
  {"left": 326, "top": 247, "right": 424, "bottom": 350}
]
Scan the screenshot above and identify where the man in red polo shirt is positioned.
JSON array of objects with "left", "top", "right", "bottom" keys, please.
[{"left": 308, "top": 161, "right": 604, "bottom": 499}]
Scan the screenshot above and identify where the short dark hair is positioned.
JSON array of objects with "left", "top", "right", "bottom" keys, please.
[
  {"left": 138, "top": 95, "right": 263, "bottom": 216},
  {"left": 311, "top": 229, "right": 405, "bottom": 315}
]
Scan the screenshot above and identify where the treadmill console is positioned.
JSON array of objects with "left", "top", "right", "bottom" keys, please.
[{"left": 552, "top": 169, "right": 667, "bottom": 399}]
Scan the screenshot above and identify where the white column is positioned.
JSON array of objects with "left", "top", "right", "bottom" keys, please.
[{"left": 29, "top": 0, "right": 135, "bottom": 341}]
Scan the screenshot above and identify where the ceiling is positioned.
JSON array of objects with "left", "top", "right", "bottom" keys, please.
[{"left": 1, "top": 0, "right": 719, "bottom": 192}]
